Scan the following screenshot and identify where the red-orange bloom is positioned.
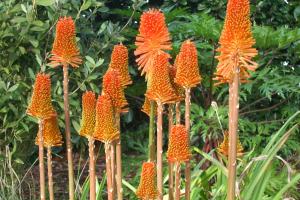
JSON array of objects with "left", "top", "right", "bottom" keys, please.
[
  {"left": 145, "top": 53, "right": 178, "bottom": 104},
  {"left": 103, "top": 69, "right": 128, "bottom": 113},
  {"left": 218, "top": 131, "right": 243, "bottom": 157},
  {"left": 136, "top": 162, "right": 158, "bottom": 199},
  {"left": 109, "top": 44, "right": 132, "bottom": 87},
  {"left": 175, "top": 40, "right": 201, "bottom": 88},
  {"left": 50, "top": 17, "right": 82, "bottom": 68},
  {"left": 141, "top": 97, "right": 157, "bottom": 117},
  {"left": 93, "top": 95, "right": 119, "bottom": 143},
  {"left": 27, "top": 73, "right": 56, "bottom": 119},
  {"left": 214, "top": 0, "right": 258, "bottom": 84},
  {"left": 167, "top": 125, "right": 191, "bottom": 163},
  {"left": 169, "top": 64, "right": 184, "bottom": 101},
  {"left": 35, "top": 117, "right": 63, "bottom": 147},
  {"left": 79, "top": 91, "right": 96, "bottom": 138},
  {"left": 134, "top": 9, "right": 172, "bottom": 76}
]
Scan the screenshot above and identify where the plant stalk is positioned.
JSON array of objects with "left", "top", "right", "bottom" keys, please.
[
  {"left": 175, "top": 102, "right": 181, "bottom": 124},
  {"left": 227, "top": 67, "right": 239, "bottom": 200},
  {"left": 88, "top": 137, "right": 96, "bottom": 200},
  {"left": 184, "top": 88, "right": 191, "bottom": 200},
  {"left": 38, "top": 120, "right": 46, "bottom": 200},
  {"left": 175, "top": 162, "right": 181, "bottom": 200},
  {"left": 115, "top": 112, "right": 123, "bottom": 200},
  {"left": 157, "top": 101, "right": 163, "bottom": 200},
  {"left": 47, "top": 147, "right": 54, "bottom": 200},
  {"left": 148, "top": 101, "right": 156, "bottom": 161},
  {"left": 63, "top": 65, "right": 75, "bottom": 200},
  {"left": 168, "top": 105, "right": 174, "bottom": 200},
  {"left": 105, "top": 143, "right": 113, "bottom": 200},
  {"left": 110, "top": 142, "right": 116, "bottom": 199}
]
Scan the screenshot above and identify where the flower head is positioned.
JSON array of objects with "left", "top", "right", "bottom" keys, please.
[
  {"left": 103, "top": 69, "right": 128, "bottom": 113},
  {"left": 174, "top": 40, "right": 201, "bottom": 88},
  {"left": 145, "top": 53, "right": 178, "bottom": 104},
  {"left": 136, "top": 162, "right": 158, "bottom": 199},
  {"left": 214, "top": 0, "right": 258, "bottom": 84},
  {"left": 218, "top": 131, "right": 243, "bottom": 157},
  {"left": 167, "top": 125, "right": 191, "bottom": 163},
  {"left": 79, "top": 91, "right": 96, "bottom": 138},
  {"left": 169, "top": 64, "right": 184, "bottom": 101},
  {"left": 93, "top": 95, "right": 119, "bottom": 143},
  {"left": 109, "top": 44, "right": 132, "bottom": 87},
  {"left": 141, "top": 97, "right": 157, "bottom": 117},
  {"left": 27, "top": 73, "right": 56, "bottom": 119},
  {"left": 35, "top": 117, "right": 63, "bottom": 147},
  {"left": 135, "top": 9, "right": 172, "bottom": 76},
  {"left": 50, "top": 17, "right": 82, "bottom": 68}
]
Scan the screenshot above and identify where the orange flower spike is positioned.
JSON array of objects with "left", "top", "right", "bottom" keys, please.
[
  {"left": 141, "top": 97, "right": 157, "bottom": 117},
  {"left": 136, "top": 162, "right": 158, "bottom": 200},
  {"left": 135, "top": 9, "right": 172, "bottom": 76},
  {"left": 109, "top": 44, "right": 132, "bottom": 87},
  {"left": 93, "top": 95, "right": 119, "bottom": 143},
  {"left": 35, "top": 117, "right": 63, "bottom": 147},
  {"left": 103, "top": 69, "right": 128, "bottom": 113},
  {"left": 175, "top": 40, "right": 202, "bottom": 88},
  {"left": 79, "top": 91, "right": 96, "bottom": 138},
  {"left": 214, "top": 0, "right": 258, "bottom": 84},
  {"left": 167, "top": 125, "right": 191, "bottom": 163},
  {"left": 145, "top": 53, "right": 178, "bottom": 104},
  {"left": 218, "top": 131, "right": 243, "bottom": 157},
  {"left": 27, "top": 73, "right": 56, "bottom": 119},
  {"left": 169, "top": 64, "right": 184, "bottom": 101},
  {"left": 50, "top": 17, "right": 82, "bottom": 68}
]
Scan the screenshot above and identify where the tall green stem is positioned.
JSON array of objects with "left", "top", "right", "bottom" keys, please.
[
  {"left": 38, "top": 120, "right": 46, "bottom": 200},
  {"left": 148, "top": 101, "right": 156, "bottom": 161},
  {"left": 168, "top": 105, "right": 174, "bottom": 200},
  {"left": 47, "top": 147, "right": 54, "bottom": 200},
  {"left": 116, "top": 113, "right": 123, "bottom": 200},
  {"left": 227, "top": 67, "right": 239, "bottom": 200},
  {"left": 157, "top": 101, "right": 163, "bottom": 200},
  {"left": 185, "top": 88, "right": 191, "bottom": 200},
  {"left": 88, "top": 138, "right": 96, "bottom": 200},
  {"left": 63, "top": 65, "right": 75, "bottom": 200}
]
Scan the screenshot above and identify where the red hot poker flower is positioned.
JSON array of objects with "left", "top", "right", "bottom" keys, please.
[
  {"left": 175, "top": 40, "right": 202, "bottom": 88},
  {"left": 169, "top": 64, "right": 184, "bottom": 101},
  {"left": 103, "top": 69, "right": 128, "bottom": 113},
  {"left": 141, "top": 97, "right": 157, "bottom": 117},
  {"left": 50, "top": 17, "right": 82, "bottom": 68},
  {"left": 135, "top": 9, "right": 172, "bottom": 76},
  {"left": 167, "top": 125, "right": 191, "bottom": 163},
  {"left": 93, "top": 95, "right": 119, "bottom": 143},
  {"left": 145, "top": 53, "right": 178, "bottom": 104},
  {"left": 35, "top": 116, "right": 63, "bottom": 147},
  {"left": 109, "top": 44, "right": 132, "bottom": 87},
  {"left": 136, "top": 162, "right": 158, "bottom": 199},
  {"left": 218, "top": 131, "right": 243, "bottom": 157},
  {"left": 79, "top": 91, "right": 96, "bottom": 138},
  {"left": 214, "top": 0, "right": 258, "bottom": 84},
  {"left": 27, "top": 73, "right": 56, "bottom": 119}
]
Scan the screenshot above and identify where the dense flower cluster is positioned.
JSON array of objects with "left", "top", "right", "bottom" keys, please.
[
  {"left": 35, "top": 117, "right": 63, "bottom": 147},
  {"left": 136, "top": 162, "right": 158, "bottom": 199},
  {"left": 167, "top": 125, "right": 191, "bottom": 163},
  {"left": 79, "top": 91, "right": 96, "bottom": 138},
  {"left": 27, "top": 73, "right": 56, "bottom": 119},
  {"left": 50, "top": 17, "right": 82, "bottom": 68},
  {"left": 135, "top": 9, "right": 172, "bottom": 77},
  {"left": 109, "top": 44, "right": 132, "bottom": 87},
  {"left": 175, "top": 40, "right": 201, "bottom": 88},
  {"left": 214, "top": 0, "right": 258, "bottom": 84},
  {"left": 93, "top": 95, "right": 119, "bottom": 143}
]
